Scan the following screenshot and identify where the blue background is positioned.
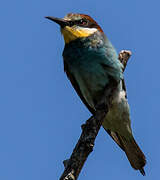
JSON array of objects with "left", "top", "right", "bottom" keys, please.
[{"left": 0, "top": 0, "right": 159, "bottom": 179}]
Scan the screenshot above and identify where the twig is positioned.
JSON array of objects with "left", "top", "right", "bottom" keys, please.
[
  {"left": 118, "top": 50, "right": 132, "bottom": 71},
  {"left": 59, "top": 50, "right": 132, "bottom": 180}
]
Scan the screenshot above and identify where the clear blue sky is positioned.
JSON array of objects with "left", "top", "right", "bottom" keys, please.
[{"left": 0, "top": 0, "right": 159, "bottom": 179}]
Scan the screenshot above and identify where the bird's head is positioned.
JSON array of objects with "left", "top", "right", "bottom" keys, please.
[{"left": 46, "top": 13, "right": 103, "bottom": 44}]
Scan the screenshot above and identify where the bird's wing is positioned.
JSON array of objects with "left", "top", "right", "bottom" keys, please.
[
  {"left": 64, "top": 61, "right": 96, "bottom": 115},
  {"left": 99, "top": 62, "right": 127, "bottom": 150},
  {"left": 103, "top": 78, "right": 128, "bottom": 151},
  {"left": 64, "top": 60, "right": 126, "bottom": 151},
  {"left": 122, "top": 78, "right": 127, "bottom": 98}
]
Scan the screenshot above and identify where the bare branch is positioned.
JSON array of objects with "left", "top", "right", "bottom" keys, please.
[{"left": 118, "top": 50, "right": 132, "bottom": 71}]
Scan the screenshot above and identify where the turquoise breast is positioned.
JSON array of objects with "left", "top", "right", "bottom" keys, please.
[{"left": 63, "top": 34, "right": 123, "bottom": 107}]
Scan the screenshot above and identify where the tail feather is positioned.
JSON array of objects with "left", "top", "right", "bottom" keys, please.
[
  {"left": 140, "top": 168, "right": 146, "bottom": 176},
  {"left": 117, "top": 134, "right": 146, "bottom": 175},
  {"left": 106, "top": 129, "right": 146, "bottom": 175}
]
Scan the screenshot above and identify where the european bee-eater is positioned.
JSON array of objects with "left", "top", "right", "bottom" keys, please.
[{"left": 46, "top": 13, "right": 146, "bottom": 175}]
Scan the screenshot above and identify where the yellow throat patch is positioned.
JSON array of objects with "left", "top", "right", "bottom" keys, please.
[{"left": 61, "top": 26, "right": 97, "bottom": 44}]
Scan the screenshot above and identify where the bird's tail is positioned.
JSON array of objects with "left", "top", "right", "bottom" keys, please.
[
  {"left": 117, "top": 134, "right": 146, "bottom": 175},
  {"left": 106, "top": 129, "right": 146, "bottom": 175}
]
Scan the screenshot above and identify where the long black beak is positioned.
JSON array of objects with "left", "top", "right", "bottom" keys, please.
[{"left": 45, "top": 16, "right": 68, "bottom": 28}]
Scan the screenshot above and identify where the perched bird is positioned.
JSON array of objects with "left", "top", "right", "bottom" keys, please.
[{"left": 46, "top": 13, "right": 146, "bottom": 175}]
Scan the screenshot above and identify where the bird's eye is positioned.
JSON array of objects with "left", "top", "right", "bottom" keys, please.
[{"left": 79, "top": 19, "right": 87, "bottom": 25}]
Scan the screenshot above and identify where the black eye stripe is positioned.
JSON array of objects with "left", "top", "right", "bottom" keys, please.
[
  {"left": 69, "top": 21, "right": 74, "bottom": 26},
  {"left": 68, "top": 19, "right": 88, "bottom": 27},
  {"left": 77, "top": 19, "right": 87, "bottom": 25}
]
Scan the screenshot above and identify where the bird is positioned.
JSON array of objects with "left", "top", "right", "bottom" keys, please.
[{"left": 45, "top": 13, "right": 146, "bottom": 175}]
